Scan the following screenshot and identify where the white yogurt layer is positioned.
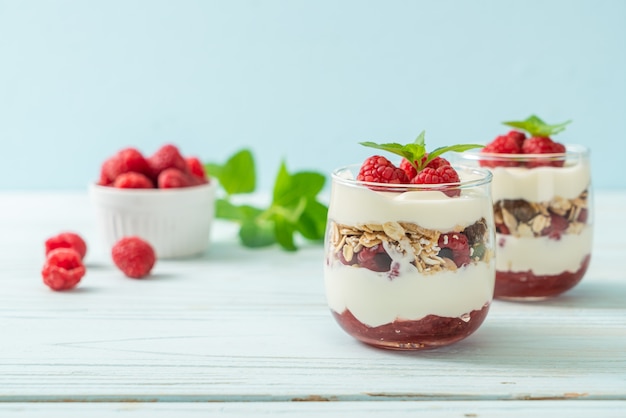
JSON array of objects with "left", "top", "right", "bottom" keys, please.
[
  {"left": 324, "top": 261, "right": 494, "bottom": 327},
  {"left": 490, "top": 160, "right": 591, "bottom": 202},
  {"left": 328, "top": 179, "right": 493, "bottom": 232},
  {"left": 496, "top": 226, "right": 593, "bottom": 275}
]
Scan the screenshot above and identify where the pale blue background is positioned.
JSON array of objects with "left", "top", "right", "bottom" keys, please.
[{"left": 1, "top": 0, "right": 624, "bottom": 191}]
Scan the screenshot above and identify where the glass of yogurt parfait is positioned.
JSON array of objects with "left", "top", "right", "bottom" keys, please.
[
  {"left": 323, "top": 133, "right": 495, "bottom": 350},
  {"left": 458, "top": 115, "right": 593, "bottom": 300}
]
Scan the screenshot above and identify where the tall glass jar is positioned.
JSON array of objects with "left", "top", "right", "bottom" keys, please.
[
  {"left": 323, "top": 165, "right": 495, "bottom": 350},
  {"left": 458, "top": 145, "right": 592, "bottom": 300}
]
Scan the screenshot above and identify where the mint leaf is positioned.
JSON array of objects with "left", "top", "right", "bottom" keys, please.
[
  {"left": 361, "top": 130, "right": 482, "bottom": 171},
  {"left": 425, "top": 144, "right": 484, "bottom": 167},
  {"left": 359, "top": 131, "right": 426, "bottom": 169},
  {"left": 296, "top": 199, "right": 328, "bottom": 240},
  {"left": 239, "top": 219, "right": 276, "bottom": 248},
  {"left": 206, "top": 149, "right": 329, "bottom": 252},
  {"left": 273, "top": 162, "right": 325, "bottom": 207},
  {"left": 502, "top": 115, "right": 571, "bottom": 137},
  {"left": 205, "top": 149, "right": 256, "bottom": 196},
  {"left": 273, "top": 215, "right": 297, "bottom": 251}
]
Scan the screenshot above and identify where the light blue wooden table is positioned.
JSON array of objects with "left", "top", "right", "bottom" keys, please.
[{"left": 1, "top": 191, "right": 624, "bottom": 417}]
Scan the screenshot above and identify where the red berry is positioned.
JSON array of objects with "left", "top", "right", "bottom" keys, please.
[
  {"left": 45, "top": 232, "right": 87, "bottom": 260},
  {"left": 357, "top": 156, "right": 409, "bottom": 184},
  {"left": 111, "top": 236, "right": 156, "bottom": 279},
  {"left": 100, "top": 148, "right": 151, "bottom": 185},
  {"left": 185, "top": 156, "right": 209, "bottom": 185},
  {"left": 480, "top": 134, "right": 524, "bottom": 168},
  {"left": 522, "top": 137, "right": 566, "bottom": 168},
  {"left": 411, "top": 165, "right": 461, "bottom": 197},
  {"left": 42, "top": 248, "right": 86, "bottom": 291},
  {"left": 438, "top": 232, "right": 471, "bottom": 267},
  {"left": 507, "top": 130, "right": 526, "bottom": 147},
  {"left": 400, "top": 155, "right": 450, "bottom": 178},
  {"left": 357, "top": 244, "right": 392, "bottom": 272},
  {"left": 113, "top": 172, "right": 155, "bottom": 189},
  {"left": 157, "top": 168, "right": 193, "bottom": 188},
  {"left": 148, "top": 144, "right": 189, "bottom": 179}
]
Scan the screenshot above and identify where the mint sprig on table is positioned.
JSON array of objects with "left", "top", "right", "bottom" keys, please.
[
  {"left": 205, "top": 149, "right": 328, "bottom": 251},
  {"left": 360, "top": 131, "right": 483, "bottom": 171},
  {"left": 503, "top": 115, "right": 571, "bottom": 137}
]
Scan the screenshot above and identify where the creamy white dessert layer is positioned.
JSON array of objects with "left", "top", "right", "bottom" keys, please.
[
  {"left": 324, "top": 261, "right": 494, "bottom": 327},
  {"left": 328, "top": 181, "right": 493, "bottom": 232},
  {"left": 495, "top": 226, "right": 593, "bottom": 275},
  {"left": 490, "top": 161, "right": 590, "bottom": 202}
]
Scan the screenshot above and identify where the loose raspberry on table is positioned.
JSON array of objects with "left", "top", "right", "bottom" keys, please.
[
  {"left": 357, "top": 156, "right": 409, "bottom": 184},
  {"left": 400, "top": 155, "right": 450, "bottom": 179},
  {"left": 411, "top": 165, "right": 461, "bottom": 197},
  {"left": 42, "top": 248, "right": 86, "bottom": 291},
  {"left": 438, "top": 232, "right": 471, "bottom": 267},
  {"left": 186, "top": 157, "right": 209, "bottom": 185},
  {"left": 112, "top": 236, "right": 156, "bottom": 279},
  {"left": 45, "top": 232, "right": 87, "bottom": 260},
  {"left": 99, "top": 148, "right": 152, "bottom": 185},
  {"left": 113, "top": 172, "right": 155, "bottom": 189},
  {"left": 157, "top": 168, "right": 194, "bottom": 188},
  {"left": 148, "top": 144, "right": 189, "bottom": 179}
]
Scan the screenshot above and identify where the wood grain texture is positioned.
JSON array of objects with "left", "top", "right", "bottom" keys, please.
[{"left": 0, "top": 191, "right": 624, "bottom": 413}]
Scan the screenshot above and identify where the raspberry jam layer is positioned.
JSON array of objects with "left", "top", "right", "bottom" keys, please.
[
  {"left": 331, "top": 304, "right": 490, "bottom": 350},
  {"left": 495, "top": 254, "right": 590, "bottom": 300}
]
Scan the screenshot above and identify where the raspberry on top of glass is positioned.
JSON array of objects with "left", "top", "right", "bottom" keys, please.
[
  {"left": 464, "top": 115, "right": 592, "bottom": 300},
  {"left": 479, "top": 115, "right": 570, "bottom": 168},
  {"left": 357, "top": 131, "right": 483, "bottom": 196},
  {"left": 323, "top": 133, "right": 496, "bottom": 350}
]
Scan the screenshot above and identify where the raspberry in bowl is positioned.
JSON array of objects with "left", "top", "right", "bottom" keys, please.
[
  {"left": 457, "top": 115, "right": 592, "bottom": 300},
  {"left": 90, "top": 144, "right": 216, "bottom": 259},
  {"left": 324, "top": 132, "right": 496, "bottom": 350}
]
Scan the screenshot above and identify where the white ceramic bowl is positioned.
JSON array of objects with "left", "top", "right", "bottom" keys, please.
[{"left": 89, "top": 182, "right": 217, "bottom": 259}]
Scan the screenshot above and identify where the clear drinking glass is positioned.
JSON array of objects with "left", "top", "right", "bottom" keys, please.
[
  {"left": 323, "top": 165, "right": 495, "bottom": 350},
  {"left": 458, "top": 145, "right": 592, "bottom": 300}
]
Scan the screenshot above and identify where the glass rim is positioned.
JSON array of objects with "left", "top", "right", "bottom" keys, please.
[
  {"left": 460, "top": 143, "right": 590, "bottom": 162},
  {"left": 331, "top": 163, "right": 493, "bottom": 192}
]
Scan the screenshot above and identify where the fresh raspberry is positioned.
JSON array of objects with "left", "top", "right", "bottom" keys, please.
[
  {"left": 45, "top": 232, "right": 87, "bottom": 260},
  {"left": 42, "top": 248, "right": 86, "bottom": 291},
  {"left": 148, "top": 144, "right": 189, "bottom": 179},
  {"left": 111, "top": 236, "right": 156, "bottom": 279},
  {"left": 522, "top": 136, "right": 566, "bottom": 154},
  {"left": 357, "top": 244, "right": 392, "bottom": 272},
  {"left": 400, "top": 155, "right": 450, "bottom": 179},
  {"left": 157, "top": 168, "right": 194, "bottom": 188},
  {"left": 100, "top": 148, "right": 151, "bottom": 185},
  {"left": 357, "top": 156, "right": 409, "bottom": 184},
  {"left": 483, "top": 134, "right": 523, "bottom": 154},
  {"left": 411, "top": 165, "right": 461, "bottom": 197},
  {"left": 438, "top": 232, "right": 471, "bottom": 267},
  {"left": 507, "top": 130, "right": 526, "bottom": 147},
  {"left": 480, "top": 133, "right": 525, "bottom": 168},
  {"left": 113, "top": 172, "right": 155, "bottom": 189},
  {"left": 522, "top": 137, "right": 566, "bottom": 168},
  {"left": 185, "top": 156, "right": 209, "bottom": 185}
]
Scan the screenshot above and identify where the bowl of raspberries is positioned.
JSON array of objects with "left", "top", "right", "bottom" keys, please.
[{"left": 90, "top": 144, "right": 216, "bottom": 259}]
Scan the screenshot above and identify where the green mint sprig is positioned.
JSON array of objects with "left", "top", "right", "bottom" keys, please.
[
  {"left": 502, "top": 115, "right": 571, "bottom": 137},
  {"left": 360, "top": 131, "right": 483, "bottom": 171},
  {"left": 205, "top": 149, "right": 328, "bottom": 251}
]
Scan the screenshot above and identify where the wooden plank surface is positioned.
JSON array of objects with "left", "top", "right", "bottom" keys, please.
[{"left": 0, "top": 191, "right": 624, "bottom": 412}]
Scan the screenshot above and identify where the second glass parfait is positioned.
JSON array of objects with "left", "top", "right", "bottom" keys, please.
[
  {"left": 457, "top": 116, "right": 593, "bottom": 300},
  {"left": 324, "top": 164, "right": 495, "bottom": 350}
]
